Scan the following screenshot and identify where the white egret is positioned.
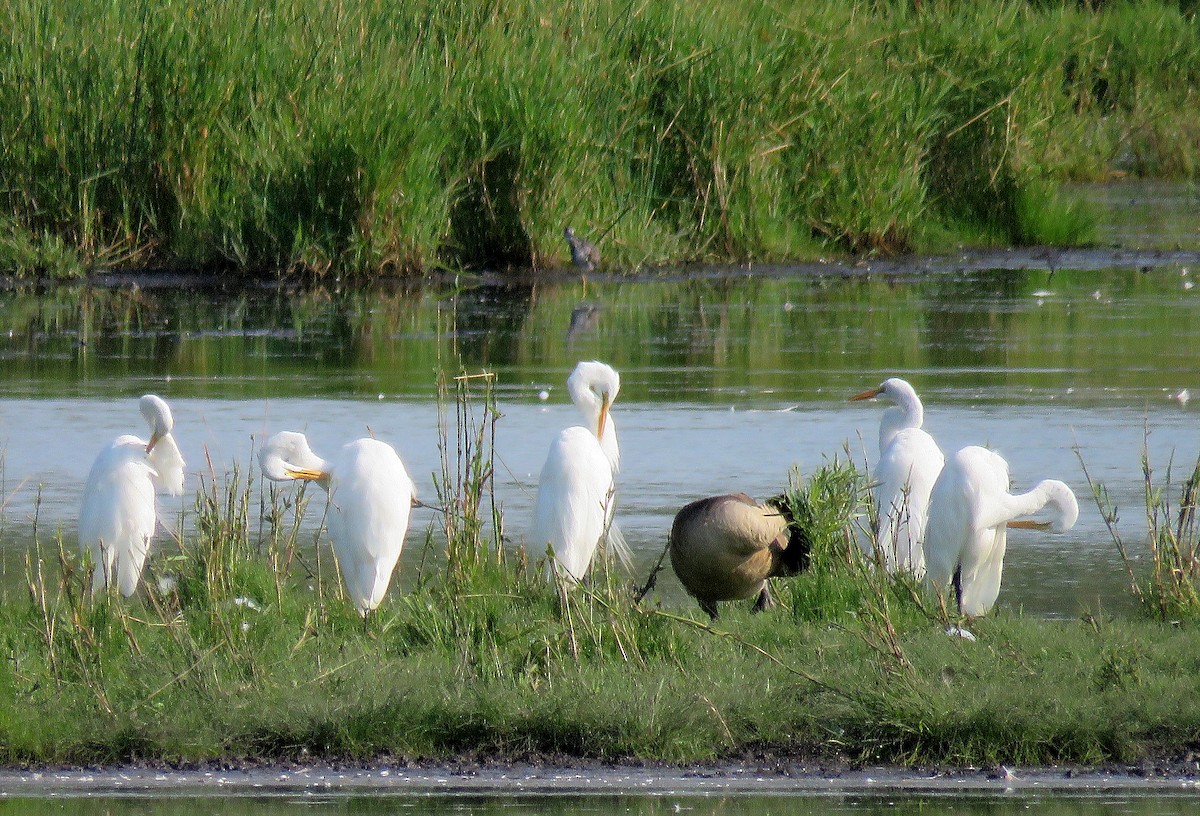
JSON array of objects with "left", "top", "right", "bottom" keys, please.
[
  {"left": 78, "top": 394, "right": 186, "bottom": 597},
  {"left": 923, "top": 445, "right": 1079, "bottom": 617},
  {"left": 850, "top": 377, "right": 944, "bottom": 576},
  {"left": 258, "top": 431, "right": 414, "bottom": 615},
  {"left": 669, "top": 493, "right": 809, "bottom": 620},
  {"left": 533, "top": 360, "right": 630, "bottom": 582}
]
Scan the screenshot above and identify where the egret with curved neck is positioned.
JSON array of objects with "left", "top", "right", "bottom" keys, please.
[
  {"left": 79, "top": 394, "right": 186, "bottom": 597},
  {"left": 259, "top": 431, "right": 415, "bottom": 615},
  {"left": 850, "top": 378, "right": 944, "bottom": 575},
  {"left": 924, "top": 445, "right": 1079, "bottom": 617},
  {"left": 534, "top": 360, "right": 630, "bottom": 582}
]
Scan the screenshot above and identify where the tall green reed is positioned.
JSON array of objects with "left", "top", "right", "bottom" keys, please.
[
  {"left": 1079, "top": 431, "right": 1200, "bottom": 620},
  {"left": 9, "top": 1, "right": 1196, "bottom": 278},
  {"left": 435, "top": 370, "right": 505, "bottom": 576}
]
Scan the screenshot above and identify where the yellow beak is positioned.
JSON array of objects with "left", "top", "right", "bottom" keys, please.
[
  {"left": 285, "top": 467, "right": 326, "bottom": 481},
  {"left": 596, "top": 394, "right": 610, "bottom": 440}
]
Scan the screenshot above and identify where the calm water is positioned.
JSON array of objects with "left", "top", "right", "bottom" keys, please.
[
  {"left": 5, "top": 763, "right": 1200, "bottom": 815},
  {"left": 6, "top": 791, "right": 1200, "bottom": 815},
  {"left": 0, "top": 184, "right": 1197, "bottom": 623}
]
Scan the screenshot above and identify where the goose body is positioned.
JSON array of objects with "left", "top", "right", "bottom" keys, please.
[{"left": 669, "top": 493, "right": 809, "bottom": 619}]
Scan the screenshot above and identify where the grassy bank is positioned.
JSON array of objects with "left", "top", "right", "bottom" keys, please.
[
  {"left": 1, "top": 1, "right": 1197, "bottom": 279},
  {"left": 2, "top": 377, "right": 1200, "bottom": 769}
]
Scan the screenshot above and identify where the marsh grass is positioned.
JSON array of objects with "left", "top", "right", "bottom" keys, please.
[
  {"left": 8, "top": 1, "right": 1198, "bottom": 278},
  {"left": 1079, "top": 431, "right": 1200, "bottom": 621},
  {"left": 7, "top": 385, "right": 1200, "bottom": 766},
  {"left": 435, "top": 370, "right": 505, "bottom": 578}
]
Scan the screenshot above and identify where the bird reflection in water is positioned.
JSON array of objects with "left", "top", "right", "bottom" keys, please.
[{"left": 566, "top": 302, "right": 601, "bottom": 346}]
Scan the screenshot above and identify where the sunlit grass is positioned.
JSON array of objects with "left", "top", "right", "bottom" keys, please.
[
  {"left": 1, "top": 375, "right": 1199, "bottom": 768},
  {"left": 6, "top": 1, "right": 1198, "bottom": 278},
  {"left": 1080, "top": 430, "right": 1200, "bottom": 622}
]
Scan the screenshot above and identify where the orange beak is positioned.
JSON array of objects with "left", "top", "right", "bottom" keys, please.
[
  {"left": 596, "top": 394, "right": 611, "bottom": 440},
  {"left": 146, "top": 431, "right": 162, "bottom": 455},
  {"left": 849, "top": 386, "right": 883, "bottom": 402},
  {"left": 1007, "top": 519, "right": 1052, "bottom": 530}
]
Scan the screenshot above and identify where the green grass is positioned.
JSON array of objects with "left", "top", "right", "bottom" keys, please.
[
  {"left": 4, "top": 383, "right": 1200, "bottom": 770},
  {"left": 8, "top": 538, "right": 1200, "bottom": 767},
  {"left": 2, "top": 0, "right": 1198, "bottom": 278}
]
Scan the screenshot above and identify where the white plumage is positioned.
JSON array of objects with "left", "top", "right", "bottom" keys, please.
[
  {"left": 533, "top": 360, "right": 630, "bottom": 582},
  {"left": 850, "top": 377, "right": 944, "bottom": 575},
  {"left": 259, "top": 431, "right": 414, "bottom": 614},
  {"left": 924, "top": 445, "right": 1079, "bottom": 617},
  {"left": 78, "top": 395, "right": 185, "bottom": 597}
]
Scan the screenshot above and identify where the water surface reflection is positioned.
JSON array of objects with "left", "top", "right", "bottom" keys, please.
[
  {"left": 0, "top": 262, "right": 1198, "bottom": 617},
  {"left": 4, "top": 790, "right": 1200, "bottom": 815}
]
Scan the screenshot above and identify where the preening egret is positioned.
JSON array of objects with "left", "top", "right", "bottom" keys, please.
[
  {"left": 850, "top": 377, "right": 944, "bottom": 576},
  {"left": 258, "top": 431, "right": 414, "bottom": 615},
  {"left": 669, "top": 493, "right": 810, "bottom": 620},
  {"left": 533, "top": 360, "right": 630, "bottom": 582},
  {"left": 78, "top": 394, "right": 186, "bottom": 597},
  {"left": 923, "top": 445, "right": 1079, "bottom": 617}
]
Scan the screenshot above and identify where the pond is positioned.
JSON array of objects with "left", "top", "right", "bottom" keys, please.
[
  {"left": 0, "top": 182, "right": 1197, "bottom": 621},
  {"left": 4, "top": 764, "right": 1200, "bottom": 815},
  {"left": 7, "top": 791, "right": 1200, "bottom": 815}
]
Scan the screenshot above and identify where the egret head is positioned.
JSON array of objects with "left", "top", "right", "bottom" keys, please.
[
  {"left": 849, "top": 377, "right": 916, "bottom": 405},
  {"left": 259, "top": 431, "right": 331, "bottom": 485},
  {"left": 139, "top": 394, "right": 175, "bottom": 454},
  {"left": 568, "top": 361, "right": 620, "bottom": 425},
  {"left": 1007, "top": 480, "right": 1079, "bottom": 533}
]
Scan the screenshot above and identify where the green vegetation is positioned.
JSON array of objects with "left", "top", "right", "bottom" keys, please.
[
  {"left": 1, "top": 1, "right": 1197, "bottom": 278},
  {"left": 1081, "top": 436, "right": 1200, "bottom": 623},
  {"left": 2, "top": 375, "right": 1200, "bottom": 769}
]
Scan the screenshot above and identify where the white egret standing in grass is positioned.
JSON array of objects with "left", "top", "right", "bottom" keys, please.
[
  {"left": 258, "top": 431, "right": 414, "bottom": 615},
  {"left": 78, "top": 394, "right": 186, "bottom": 597},
  {"left": 533, "top": 360, "right": 630, "bottom": 582},
  {"left": 923, "top": 445, "right": 1079, "bottom": 617},
  {"left": 850, "top": 377, "right": 944, "bottom": 576}
]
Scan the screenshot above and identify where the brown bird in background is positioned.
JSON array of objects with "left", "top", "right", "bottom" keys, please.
[
  {"left": 564, "top": 226, "right": 600, "bottom": 274},
  {"left": 669, "top": 493, "right": 810, "bottom": 620}
]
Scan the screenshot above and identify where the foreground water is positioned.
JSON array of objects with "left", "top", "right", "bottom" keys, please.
[
  {"left": 0, "top": 262, "right": 1197, "bottom": 618},
  {"left": 5, "top": 765, "right": 1200, "bottom": 814},
  {"left": 7, "top": 791, "right": 1200, "bottom": 815},
  {"left": 0, "top": 183, "right": 1197, "bottom": 620}
]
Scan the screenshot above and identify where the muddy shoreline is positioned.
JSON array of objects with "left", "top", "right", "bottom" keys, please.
[
  {"left": 3, "top": 757, "right": 1200, "bottom": 797},
  {"left": 15, "top": 245, "right": 1200, "bottom": 294}
]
